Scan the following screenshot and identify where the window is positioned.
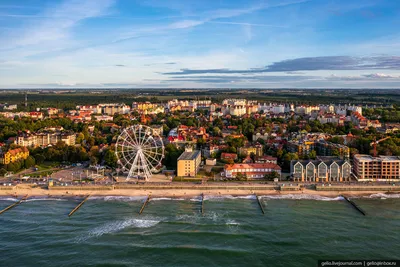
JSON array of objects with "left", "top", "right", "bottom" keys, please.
[
  {"left": 342, "top": 163, "right": 351, "bottom": 180},
  {"left": 306, "top": 163, "right": 315, "bottom": 181},
  {"left": 330, "top": 163, "right": 339, "bottom": 181},
  {"left": 318, "top": 163, "right": 327, "bottom": 181},
  {"left": 294, "top": 163, "right": 303, "bottom": 180}
]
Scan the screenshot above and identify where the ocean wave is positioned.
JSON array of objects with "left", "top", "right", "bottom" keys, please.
[
  {"left": 76, "top": 217, "right": 160, "bottom": 242},
  {"left": 203, "top": 195, "right": 256, "bottom": 201},
  {"left": 189, "top": 197, "right": 202, "bottom": 202},
  {"left": 367, "top": 193, "right": 400, "bottom": 199},
  {"left": 259, "top": 194, "right": 344, "bottom": 201},
  {"left": 24, "top": 197, "right": 67, "bottom": 202},
  {"left": 226, "top": 219, "right": 240, "bottom": 226},
  {"left": 151, "top": 197, "right": 185, "bottom": 201},
  {"left": 89, "top": 196, "right": 147, "bottom": 202},
  {"left": 0, "top": 197, "right": 18, "bottom": 202}
]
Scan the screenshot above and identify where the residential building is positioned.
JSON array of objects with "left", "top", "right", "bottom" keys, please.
[
  {"left": 353, "top": 154, "right": 400, "bottom": 181},
  {"left": 224, "top": 163, "right": 281, "bottom": 179},
  {"left": 151, "top": 125, "right": 164, "bottom": 136},
  {"left": 255, "top": 155, "right": 277, "bottom": 164},
  {"left": 0, "top": 104, "right": 17, "bottom": 110},
  {"left": 0, "top": 147, "right": 29, "bottom": 165},
  {"left": 287, "top": 140, "right": 315, "bottom": 156},
  {"left": 290, "top": 159, "right": 352, "bottom": 182},
  {"left": 177, "top": 147, "right": 202, "bottom": 177},
  {"left": 238, "top": 143, "right": 263, "bottom": 157},
  {"left": 132, "top": 102, "right": 164, "bottom": 114},
  {"left": 15, "top": 131, "right": 76, "bottom": 147},
  {"left": 315, "top": 140, "right": 350, "bottom": 159},
  {"left": 288, "top": 139, "right": 349, "bottom": 159},
  {"left": 221, "top": 153, "right": 238, "bottom": 161},
  {"left": 99, "top": 103, "right": 130, "bottom": 115}
]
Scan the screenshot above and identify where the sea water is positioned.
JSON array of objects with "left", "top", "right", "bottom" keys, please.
[{"left": 1, "top": 194, "right": 399, "bottom": 267}]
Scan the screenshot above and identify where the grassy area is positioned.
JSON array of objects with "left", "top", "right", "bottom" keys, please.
[
  {"left": 35, "top": 162, "right": 59, "bottom": 171},
  {"left": 25, "top": 171, "right": 54, "bottom": 177}
]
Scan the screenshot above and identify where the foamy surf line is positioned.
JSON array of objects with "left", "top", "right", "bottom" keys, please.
[
  {"left": 367, "top": 193, "right": 400, "bottom": 199},
  {"left": 0, "top": 197, "right": 18, "bottom": 202},
  {"left": 259, "top": 194, "right": 344, "bottom": 201},
  {"left": 88, "top": 196, "right": 202, "bottom": 202},
  {"left": 75, "top": 217, "right": 161, "bottom": 242},
  {"left": 24, "top": 197, "right": 68, "bottom": 202},
  {"left": 203, "top": 195, "right": 256, "bottom": 201},
  {"left": 89, "top": 196, "right": 147, "bottom": 202}
]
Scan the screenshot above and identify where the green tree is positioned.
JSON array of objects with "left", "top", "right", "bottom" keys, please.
[
  {"left": 7, "top": 162, "right": 18, "bottom": 172},
  {"left": 34, "top": 154, "right": 45, "bottom": 164},
  {"left": 236, "top": 172, "right": 247, "bottom": 181},
  {"left": 89, "top": 156, "right": 98, "bottom": 165},
  {"left": 104, "top": 149, "right": 117, "bottom": 168},
  {"left": 264, "top": 171, "right": 280, "bottom": 181},
  {"left": 0, "top": 168, "right": 7, "bottom": 177},
  {"left": 24, "top": 156, "right": 36, "bottom": 168},
  {"left": 309, "top": 150, "right": 317, "bottom": 160}
]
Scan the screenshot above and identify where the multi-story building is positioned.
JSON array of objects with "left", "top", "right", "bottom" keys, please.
[
  {"left": 0, "top": 104, "right": 17, "bottom": 110},
  {"left": 15, "top": 131, "right": 76, "bottom": 147},
  {"left": 290, "top": 159, "right": 352, "bottom": 182},
  {"left": 151, "top": 125, "right": 164, "bottom": 136},
  {"left": 0, "top": 147, "right": 29, "bottom": 165},
  {"left": 288, "top": 139, "right": 349, "bottom": 159},
  {"left": 167, "top": 99, "right": 211, "bottom": 110},
  {"left": 287, "top": 140, "right": 315, "bottom": 156},
  {"left": 177, "top": 147, "right": 202, "bottom": 177},
  {"left": 15, "top": 132, "right": 37, "bottom": 147},
  {"left": 47, "top": 108, "right": 60, "bottom": 115},
  {"left": 295, "top": 105, "right": 319, "bottom": 115},
  {"left": 353, "top": 154, "right": 400, "bottom": 181},
  {"left": 316, "top": 114, "right": 345, "bottom": 125},
  {"left": 238, "top": 143, "right": 263, "bottom": 157},
  {"left": 76, "top": 105, "right": 102, "bottom": 114},
  {"left": 132, "top": 102, "right": 164, "bottom": 114},
  {"left": 28, "top": 112, "right": 44, "bottom": 120},
  {"left": 224, "top": 163, "right": 281, "bottom": 179},
  {"left": 255, "top": 155, "right": 278, "bottom": 164},
  {"left": 315, "top": 140, "right": 350, "bottom": 159},
  {"left": 99, "top": 103, "right": 130, "bottom": 115}
]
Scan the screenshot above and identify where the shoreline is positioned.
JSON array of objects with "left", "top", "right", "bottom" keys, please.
[{"left": 1, "top": 185, "right": 399, "bottom": 199}]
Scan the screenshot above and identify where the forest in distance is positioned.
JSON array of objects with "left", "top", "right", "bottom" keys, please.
[{"left": 0, "top": 89, "right": 399, "bottom": 111}]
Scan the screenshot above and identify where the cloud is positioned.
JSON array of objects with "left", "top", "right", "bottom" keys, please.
[
  {"left": 3, "top": 0, "right": 115, "bottom": 48},
  {"left": 166, "top": 74, "right": 318, "bottom": 83},
  {"left": 206, "top": 21, "right": 288, "bottom": 28},
  {"left": 362, "top": 73, "right": 399, "bottom": 78},
  {"left": 163, "top": 56, "right": 400, "bottom": 75}
]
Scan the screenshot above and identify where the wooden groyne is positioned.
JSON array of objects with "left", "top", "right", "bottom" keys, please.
[
  {"left": 68, "top": 195, "right": 90, "bottom": 217},
  {"left": 342, "top": 195, "right": 366, "bottom": 216},
  {"left": 201, "top": 193, "right": 204, "bottom": 215},
  {"left": 0, "top": 195, "right": 28, "bottom": 215},
  {"left": 139, "top": 195, "right": 151, "bottom": 215},
  {"left": 255, "top": 194, "right": 265, "bottom": 214}
]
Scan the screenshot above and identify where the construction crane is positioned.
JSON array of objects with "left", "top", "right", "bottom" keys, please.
[{"left": 370, "top": 136, "right": 391, "bottom": 157}]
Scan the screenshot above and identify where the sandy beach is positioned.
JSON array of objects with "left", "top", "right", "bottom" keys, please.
[{"left": 1, "top": 184, "right": 397, "bottom": 199}]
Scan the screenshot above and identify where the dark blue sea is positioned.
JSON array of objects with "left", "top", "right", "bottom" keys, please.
[{"left": 1, "top": 194, "right": 399, "bottom": 267}]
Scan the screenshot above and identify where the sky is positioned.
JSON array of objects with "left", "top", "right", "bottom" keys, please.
[{"left": 0, "top": 0, "right": 400, "bottom": 89}]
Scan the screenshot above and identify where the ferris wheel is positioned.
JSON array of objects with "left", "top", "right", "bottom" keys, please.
[{"left": 115, "top": 125, "right": 164, "bottom": 180}]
